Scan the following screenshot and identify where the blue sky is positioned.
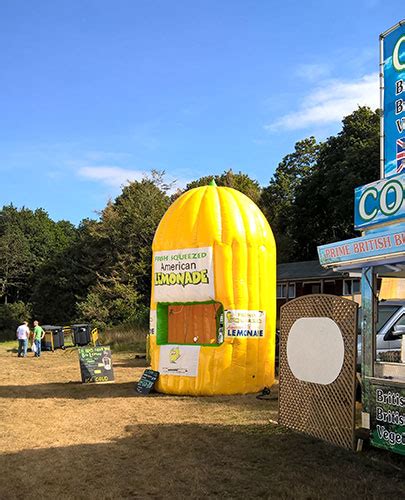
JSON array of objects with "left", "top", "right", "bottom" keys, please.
[{"left": 0, "top": 0, "right": 402, "bottom": 224}]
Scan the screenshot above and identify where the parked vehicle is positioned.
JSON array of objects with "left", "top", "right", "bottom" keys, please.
[{"left": 357, "top": 300, "right": 405, "bottom": 367}]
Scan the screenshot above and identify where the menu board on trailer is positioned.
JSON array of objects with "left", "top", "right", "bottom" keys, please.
[{"left": 370, "top": 383, "right": 405, "bottom": 456}]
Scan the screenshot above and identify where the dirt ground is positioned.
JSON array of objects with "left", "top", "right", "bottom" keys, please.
[{"left": 1, "top": 342, "right": 405, "bottom": 499}]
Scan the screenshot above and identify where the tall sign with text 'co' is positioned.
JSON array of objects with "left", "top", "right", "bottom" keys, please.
[
  {"left": 354, "top": 174, "right": 405, "bottom": 230},
  {"left": 381, "top": 21, "right": 405, "bottom": 178}
]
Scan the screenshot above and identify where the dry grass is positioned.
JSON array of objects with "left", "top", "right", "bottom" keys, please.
[
  {"left": 100, "top": 325, "right": 147, "bottom": 353},
  {"left": 0, "top": 341, "right": 405, "bottom": 499}
]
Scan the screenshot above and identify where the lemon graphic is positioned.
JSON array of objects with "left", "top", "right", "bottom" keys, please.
[{"left": 169, "top": 346, "right": 181, "bottom": 363}]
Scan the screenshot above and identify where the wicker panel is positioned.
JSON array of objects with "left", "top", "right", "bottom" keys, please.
[{"left": 279, "top": 294, "right": 358, "bottom": 450}]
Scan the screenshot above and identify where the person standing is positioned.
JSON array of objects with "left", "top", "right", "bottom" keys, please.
[
  {"left": 33, "top": 320, "right": 45, "bottom": 358},
  {"left": 16, "top": 321, "right": 30, "bottom": 357}
]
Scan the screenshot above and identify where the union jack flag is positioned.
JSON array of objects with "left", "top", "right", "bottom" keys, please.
[{"left": 397, "top": 137, "right": 405, "bottom": 173}]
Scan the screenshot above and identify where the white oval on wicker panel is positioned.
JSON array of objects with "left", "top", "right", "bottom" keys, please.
[{"left": 287, "top": 317, "right": 345, "bottom": 385}]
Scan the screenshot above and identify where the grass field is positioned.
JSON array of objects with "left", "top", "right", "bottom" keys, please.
[{"left": 1, "top": 340, "right": 405, "bottom": 499}]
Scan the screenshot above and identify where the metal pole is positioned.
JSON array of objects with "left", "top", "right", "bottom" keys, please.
[
  {"left": 379, "top": 34, "right": 385, "bottom": 179},
  {"left": 361, "top": 266, "right": 376, "bottom": 413}
]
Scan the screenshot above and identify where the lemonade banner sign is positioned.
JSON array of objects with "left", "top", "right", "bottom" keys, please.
[
  {"left": 154, "top": 247, "right": 214, "bottom": 302},
  {"left": 158, "top": 344, "right": 200, "bottom": 377},
  {"left": 224, "top": 310, "right": 266, "bottom": 338}
]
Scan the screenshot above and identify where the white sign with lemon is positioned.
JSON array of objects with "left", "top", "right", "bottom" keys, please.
[{"left": 158, "top": 344, "right": 201, "bottom": 377}]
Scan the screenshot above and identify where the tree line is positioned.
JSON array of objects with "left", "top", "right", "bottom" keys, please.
[{"left": 0, "top": 107, "right": 380, "bottom": 337}]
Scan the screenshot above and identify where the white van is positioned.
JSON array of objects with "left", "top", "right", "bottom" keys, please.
[{"left": 357, "top": 300, "right": 405, "bottom": 366}]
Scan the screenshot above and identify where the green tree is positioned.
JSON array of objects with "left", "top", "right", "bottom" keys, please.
[
  {"left": 0, "top": 224, "right": 32, "bottom": 304},
  {"left": 77, "top": 275, "right": 143, "bottom": 328},
  {"left": 76, "top": 171, "right": 171, "bottom": 326},
  {"left": 30, "top": 220, "right": 97, "bottom": 323},
  {"left": 0, "top": 301, "right": 32, "bottom": 340},
  {"left": 260, "top": 137, "right": 320, "bottom": 262},
  {"left": 291, "top": 106, "right": 380, "bottom": 260},
  {"left": 0, "top": 205, "right": 76, "bottom": 304},
  {"left": 181, "top": 169, "right": 262, "bottom": 205}
]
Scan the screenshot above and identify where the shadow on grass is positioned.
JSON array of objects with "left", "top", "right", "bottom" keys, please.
[
  {"left": 7, "top": 345, "right": 75, "bottom": 353},
  {"left": 0, "top": 381, "right": 151, "bottom": 399},
  {"left": 113, "top": 357, "right": 148, "bottom": 369},
  {"left": 1, "top": 422, "right": 404, "bottom": 499},
  {"left": 0, "top": 381, "right": 277, "bottom": 412}
]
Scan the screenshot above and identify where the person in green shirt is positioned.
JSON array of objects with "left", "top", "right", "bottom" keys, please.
[{"left": 33, "top": 320, "right": 45, "bottom": 357}]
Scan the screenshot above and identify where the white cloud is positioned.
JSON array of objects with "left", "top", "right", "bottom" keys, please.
[
  {"left": 296, "top": 63, "right": 331, "bottom": 82},
  {"left": 77, "top": 165, "right": 193, "bottom": 195},
  {"left": 266, "top": 72, "right": 379, "bottom": 132},
  {"left": 78, "top": 166, "right": 144, "bottom": 187}
]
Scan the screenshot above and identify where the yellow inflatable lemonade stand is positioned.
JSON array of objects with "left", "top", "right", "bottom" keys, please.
[{"left": 149, "top": 182, "right": 276, "bottom": 395}]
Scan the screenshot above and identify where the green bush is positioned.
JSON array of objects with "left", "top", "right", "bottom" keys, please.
[
  {"left": 77, "top": 281, "right": 147, "bottom": 328},
  {"left": 0, "top": 302, "right": 32, "bottom": 341}
]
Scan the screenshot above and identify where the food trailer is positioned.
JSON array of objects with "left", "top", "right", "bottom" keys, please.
[{"left": 318, "top": 20, "right": 405, "bottom": 455}]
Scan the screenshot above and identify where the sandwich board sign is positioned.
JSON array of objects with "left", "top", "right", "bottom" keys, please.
[
  {"left": 78, "top": 346, "right": 114, "bottom": 383},
  {"left": 136, "top": 369, "right": 159, "bottom": 395}
]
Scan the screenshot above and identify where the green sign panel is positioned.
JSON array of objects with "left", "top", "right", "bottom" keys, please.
[
  {"left": 78, "top": 346, "right": 114, "bottom": 384},
  {"left": 370, "top": 384, "right": 405, "bottom": 455}
]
